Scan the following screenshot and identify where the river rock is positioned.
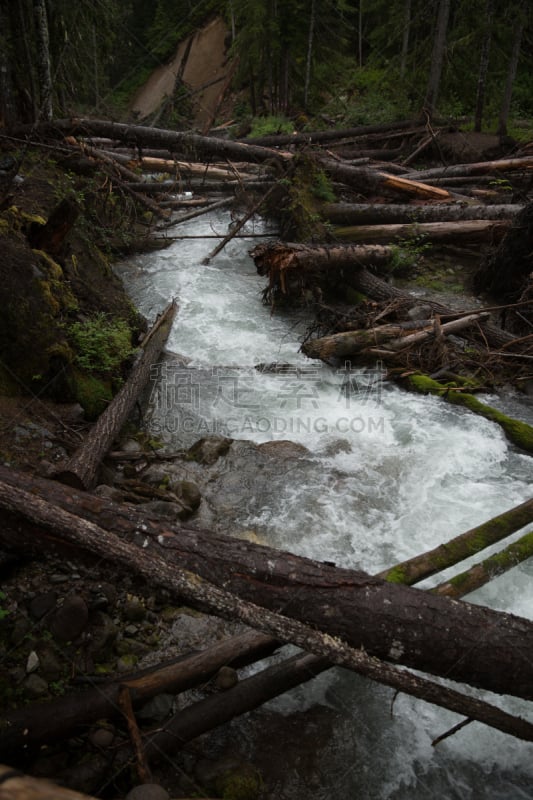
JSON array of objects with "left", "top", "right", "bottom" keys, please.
[
  {"left": 28, "top": 590, "right": 57, "bottom": 620},
  {"left": 123, "top": 594, "right": 147, "bottom": 622},
  {"left": 143, "top": 499, "right": 189, "bottom": 519},
  {"left": 257, "top": 439, "right": 309, "bottom": 458},
  {"left": 187, "top": 435, "right": 233, "bottom": 465},
  {"left": 89, "top": 726, "right": 115, "bottom": 748},
  {"left": 49, "top": 594, "right": 89, "bottom": 642},
  {"left": 26, "top": 650, "right": 40, "bottom": 673},
  {"left": 215, "top": 665, "right": 238, "bottom": 690},
  {"left": 24, "top": 673, "right": 48, "bottom": 698},
  {"left": 137, "top": 693, "right": 174, "bottom": 722},
  {"left": 172, "top": 479, "right": 202, "bottom": 511},
  {"left": 87, "top": 611, "right": 118, "bottom": 657},
  {"left": 37, "top": 646, "right": 63, "bottom": 680},
  {"left": 125, "top": 784, "right": 169, "bottom": 800},
  {"left": 61, "top": 754, "right": 109, "bottom": 795}
]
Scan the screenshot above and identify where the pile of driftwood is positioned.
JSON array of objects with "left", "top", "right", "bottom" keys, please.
[{"left": 6, "top": 116, "right": 531, "bottom": 383}]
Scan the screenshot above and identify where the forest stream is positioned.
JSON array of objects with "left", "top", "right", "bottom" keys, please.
[{"left": 115, "top": 208, "right": 533, "bottom": 800}]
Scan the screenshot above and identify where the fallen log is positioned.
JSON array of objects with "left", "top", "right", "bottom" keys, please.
[
  {"left": 322, "top": 203, "right": 523, "bottom": 226},
  {"left": 403, "top": 374, "right": 533, "bottom": 453},
  {"left": 1, "top": 469, "right": 533, "bottom": 700},
  {"left": 318, "top": 157, "right": 452, "bottom": 201},
  {"left": 144, "top": 640, "right": 533, "bottom": 761},
  {"left": 0, "top": 631, "right": 277, "bottom": 753},
  {"left": 302, "top": 313, "right": 490, "bottom": 360},
  {"left": 432, "top": 526, "right": 533, "bottom": 598},
  {"left": 251, "top": 242, "right": 519, "bottom": 351},
  {"left": 52, "top": 300, "right": 176, "bottom": 489},
  {"left": 238, "top": 118, "right": 420, "bottom": 147},
  {"left": 334, "top": 220, "right": 509, "bottom": 244},
  {"left": 378, "top": 497, "right": 533, "bottom": 585},
  {"left": 12, "top": 118, "right": 294, "bottom": 167},
  {"left": 403, "top": 155, "right": 533, "bottom": 182}
]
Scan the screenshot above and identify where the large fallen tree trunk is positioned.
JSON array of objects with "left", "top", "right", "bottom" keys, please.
[
  {"left": 334, "top": 219, "right": 509, "bottom": 244},
  {"left": 301, "top": 313, "right": 489, "bottom": 360},
  {"left": 9, "top": 118, "right": 294, "bottom": 167},
  {"left": 403, "top": 155, "right": 533, "bottom": 182},
  {"left": 322, "top": 202, "right": 523, "bottom": 226},
  {"left": 52, "top": 300, "right": 176, "bottom": 490},
  {"left": 1, "top": 467, "right": 533, "bottom": 700}
]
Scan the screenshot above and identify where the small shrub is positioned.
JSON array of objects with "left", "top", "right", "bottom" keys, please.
[
  {"left": 248, "top": 115, "right": 294, "bottom": 138},
  {"left": 67, "top": 313, "right": 136, "bottom": 376}
]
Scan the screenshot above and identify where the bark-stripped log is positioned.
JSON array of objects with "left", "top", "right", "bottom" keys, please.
[
  {"left": 52, "top": 300, "right": 176, "bottom": 490},
  {"left": 1, "top": 468, "right": 533, "bottom": 701}
]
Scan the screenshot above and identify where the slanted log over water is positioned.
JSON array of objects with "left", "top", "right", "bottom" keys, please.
[
  {"left": 1, "top": 468, "right": 533, "bottom": 701},
  {"left": 53, "top": 300, "right": 176, "bottom": 490},
  {"left": 378, "top": 497, "right": 533, "bottom": 585}
]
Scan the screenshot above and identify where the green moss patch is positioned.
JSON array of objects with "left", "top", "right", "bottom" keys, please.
[{"left": 407, "top": 374, "right": 533, "bottom": 453}]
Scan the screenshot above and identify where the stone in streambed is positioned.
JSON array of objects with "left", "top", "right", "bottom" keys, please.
[{"left": 49, "top": 594, "right": 89, "bottom": 642}]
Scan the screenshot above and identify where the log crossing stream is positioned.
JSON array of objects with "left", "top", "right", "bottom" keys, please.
[{"left": 116, "top": 209, "right": 533, "bottom": 799}]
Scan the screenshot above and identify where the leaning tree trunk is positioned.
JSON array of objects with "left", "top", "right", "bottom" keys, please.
[{"left": 1, "top": 467, "right": 533, "bottom": 701}]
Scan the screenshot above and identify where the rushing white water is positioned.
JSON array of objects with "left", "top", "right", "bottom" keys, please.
[{"left": 116, "top": 209, "right": 533, "bottom": 799}]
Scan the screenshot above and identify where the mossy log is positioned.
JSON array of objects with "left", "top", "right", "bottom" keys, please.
[
  {"left": 2, "top": 468, "right": 533, "bottom": 700},
  {"left": 52, "top": 300, "right": 176, "bottom": 489},
  {"left": 432, "top": 527, "right": 533, "bottom": 598},
  {"left": 378, "top": 497, "right": 533, "bottom": 585},
  {"left": 405, "top": 374, "right": 533, "bottom": 453}
]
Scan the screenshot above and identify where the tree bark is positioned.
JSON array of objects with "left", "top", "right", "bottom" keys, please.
[
  {"left": 0, "top": 631, "right": 277, "bottom": 754},
  {"left": 498, "top": 9, "right": 524, "bottom": 137},
  {"left": 323, "top": 203, "right": 523, "bottom": 226},
  {"left": 474, "top": 0, "right": 494, "bottom": 132},
  {"left": 318, "top": 157, "right": 452, "bottom": 201},
  {"left": 403, "top": 156, "right": 533, "bottom": 182},
  {"left": 1, "top": 469, "right": 533, "bottom": 701},
  {"left": 17, "top": 118, "right": 294, "bottom": 167},
  {"left": 52, "top": 300, "right": 176, "bottom": 489},
  {"left": 334, "top": 220, "right": 508, "bottom": 245},
  {"left": 302, "top": 313, "right": 490, "bottom": 360},
  {"left": 32, "top": 0, "right": 53, "bottom": 121},
  {"left": 424, "top": 0, "right": 450, "bottom": 117}
]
